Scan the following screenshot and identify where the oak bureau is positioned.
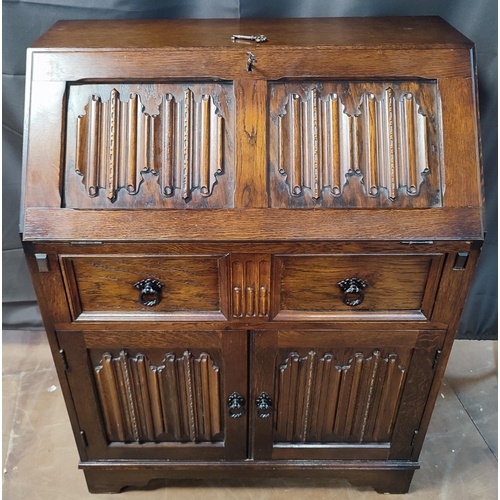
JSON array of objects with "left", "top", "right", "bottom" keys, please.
[{"left": 21, "top": 17, "right": 484, "bottom": 494}]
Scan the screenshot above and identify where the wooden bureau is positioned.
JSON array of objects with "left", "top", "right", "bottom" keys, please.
[{"left": 21, "top": 17, "right": 484, "bottom": 494}]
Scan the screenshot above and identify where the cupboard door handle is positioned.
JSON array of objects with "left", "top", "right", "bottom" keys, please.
[
  {"left": 228, "top": 392, "right": 245, "bottom": 418},
  {"left": 134, "top": 279, "right": 164, "bottom": 307},
  {"left": 256, "top": 392, "right": 273, "bottom": 419},
  {"left": 337, "top": 278, "right": 368, "bottom": 307}
]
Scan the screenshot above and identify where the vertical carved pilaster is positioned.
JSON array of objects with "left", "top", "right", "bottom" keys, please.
[
  {"left": 311, "top": 88, "right": 320, "bottom": 199},
  {"left": 373, "top": 354, "right": 407, "bottom": 440},
  {"left": 386, "top": 89, "right": 397, "bottom": 200},
  {"left": 365, "top": 93, "right": 378, "bottom": 195},
  {"left": 182, "top": 89, "right": 192, "bottom": 200},
  {"left": 107, "top": 89, "right": 119, "bottom": 201},
  {"left": 87, "top": 96, "right": 100, "bottom": 196},
  {"left": 94, "top": 353, "right": 126, "bottom": 442},
  {"left": 134, "top": 354, "right": 155, "bottom": 441},
  {"left": 147, "top": 365, "right": 163, "bottom": 438},
  {"left": 405, "top": 93, "right": 417, "bottom": 194},
  {"left": 200, "top": 95, "right": 211, "bottom": 195},
  {"left": 359, "top": 349, "right": 381, "bottom": 441},
  {"left": 126, "top": 93, "right": 138, "bottom": 193},
  {"left": 330, "top": 94, "right": 341, "bottom": 195},
  {"left": 160, "top": 94, "right": 174, "bottom": 195},
  {"left": 279, "top": 93, "right": 302, "bottom": 195},
  {"left": 230, "top": 255, "right": 271, "bottom": 318}
]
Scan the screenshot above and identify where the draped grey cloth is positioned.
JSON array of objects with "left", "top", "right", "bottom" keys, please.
[{"left": 3, "top": 0, "right": 497, "bottom": 338}]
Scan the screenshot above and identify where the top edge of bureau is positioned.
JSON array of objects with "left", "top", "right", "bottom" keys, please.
[{"left": 28, "top": 17, "right": 474, "bottom": 51}]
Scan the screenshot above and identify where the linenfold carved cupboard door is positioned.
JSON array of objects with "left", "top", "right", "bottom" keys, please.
[
  {"left": 251, "top": 329, "right": 445, "bottom": 461},
  {"left": 57, "top": 330, "right": 247, "bottom": 460}
]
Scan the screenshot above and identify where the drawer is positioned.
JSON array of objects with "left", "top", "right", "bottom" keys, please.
[
  {"left": 272, "top": 253, "right": 445, "bottom": 321},
  {"left": 60, "top": 254, "right": 228, "bottom": 321}
]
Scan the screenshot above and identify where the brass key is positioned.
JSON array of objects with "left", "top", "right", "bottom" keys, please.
[{"left": 231, "top": 34, "right": 268, "bottom": 42}]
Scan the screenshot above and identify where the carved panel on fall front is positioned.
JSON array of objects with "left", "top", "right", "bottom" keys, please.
[
  {"left": 64, "top": 83, "right": 234, "bottom": 208},
  {"left": 93, "top": 350, "right": 222, "bottom": 443},
  {"left": 230, "top": 254, "right": 271, "bottom": 319},
  {"left": 269, "top": 81, "right": 441, "bottom": 208},
  {"left": 274, "top": 348, "right": 410, "bottom": 443}
]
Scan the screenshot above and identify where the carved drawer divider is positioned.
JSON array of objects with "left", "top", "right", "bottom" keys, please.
[
  {"left": 74, "top": 87, "right": 224, "bottom": 203},
  {"left": 229, "top": 254, "right": 271, "bottom": 319},
  {"left": 94, "top": 350, "right": 222, "bottom": 443},
  {"left": 273, "top": 82, "right": 440, "bottom": 207},
  {"left": 274, "top": 349, "right": 409, "bottom": 443}
]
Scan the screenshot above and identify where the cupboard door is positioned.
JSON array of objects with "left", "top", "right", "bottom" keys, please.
[
  {"left": 58, "top": 329, "right": 247, "bottom": 460},
  {"left": 251, "top": 329, "right": 445, "bottom": 461}
]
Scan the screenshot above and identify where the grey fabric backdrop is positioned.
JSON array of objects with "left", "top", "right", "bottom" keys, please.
[{"left": 2, "top": 0, "right": 497, "bottom": 339}]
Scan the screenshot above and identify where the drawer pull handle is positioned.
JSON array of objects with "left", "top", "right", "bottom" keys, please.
[
  {"left": 256, "top": 392, "right": 273, "bottom": 419},
  {"left": 134, "top": 279, "right": 164, "bottom": 307},
  {"left": 228, "top": 392, "right": 245, "bottom": 418},
  {"left": 337, "top": 278, "right": 368, "bottom": 307}
]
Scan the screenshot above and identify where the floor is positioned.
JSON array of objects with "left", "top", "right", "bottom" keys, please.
[{"left": 2, "top": 331, "right": 497, "bottom": 499}]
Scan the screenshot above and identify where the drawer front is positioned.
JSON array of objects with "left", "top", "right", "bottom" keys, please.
[
  {"left": 272, "top": 253, "right": 445, "bottom": 321},
  {"left": 60, "top": 254, "right": 228, "bottom": 321}
]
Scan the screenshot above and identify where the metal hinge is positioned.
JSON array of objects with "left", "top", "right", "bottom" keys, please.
[
  {"left": 70, "top": 241, "right": 104, "bottom": 246},
  {"left": 80, "top": 430, "right": 89, "bottom": 448},
  {"left": 59, "top": 349, "right": 69, "bottom": 372},
  {"left": 453, "top": 252, "right": 469, "bottom": 270},
  {"left": 410, "top": 430, "right": 419, "bottom": 448},
  {"left": 35, "top": 253, "right": 50, "bottom": 272},
  {"left": 432, "top": 349, "right": 442, "bottom": 370},
  {"left": 400, "top": 240, "right": 434, "bottom": 245}
]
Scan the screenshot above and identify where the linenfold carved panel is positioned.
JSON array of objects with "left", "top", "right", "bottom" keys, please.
[
  {"left": 274, "top": 349, "right": 409, "bottom": 443},
  {"left": 65, "top": 83, "right": 234, "bottom": 208},
  {"left": 93, "top": 350, "right": 222, "bottom": 443},
  {"left": 269, "top": 82, "right": 441, "bottom": 208}
]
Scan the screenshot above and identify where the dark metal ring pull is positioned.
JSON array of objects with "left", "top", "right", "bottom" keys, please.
[
  {"left": 256, "top": 392, "right": 273, "bottom": 419},
  {"left": 337, "top": 278, "right": 368, "bottom": 307},
  {"left": 134, "top": 279, "right": 164, "bottom": 307},
  {"left": 228, "top": 392, "right": 245, "bottom": 418}
]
